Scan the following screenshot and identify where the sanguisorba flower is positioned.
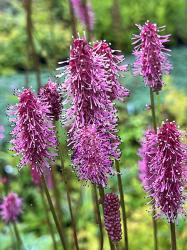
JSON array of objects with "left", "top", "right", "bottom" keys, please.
[
  {"left": 104, "top": 193, "right": 122, "bottom": 242},
  {"left": 151, "top": 121, "right": 187, "bottom": 222},
  {"left": 138, "top": 129, "right": 157, "bottom": 195},
  {"left": 71, "top": 0, "right": 94, "bottom": 31},
  {"left": 93, "top": 40, "right": 129, "bottom": 101},
  {"left": 0, "top": 192, "right": 22, "bottom": 223},
  {"left": 39, "top": 80, "right": 62, "bottom": 121},
  {"left": 132, "top": 20, "right": 172, "bottom": 91},
  {"left": 71, "top": 125, "right": 113, "bottom": 186},
  {"left": 9, "top": 89, "right": 57, "bottom": 178}
]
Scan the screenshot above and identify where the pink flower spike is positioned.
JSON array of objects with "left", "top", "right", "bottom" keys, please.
[
  {"left": 132, "top": 21, "right": 172, "bottom": 91},
  {"left": 71, "top": 0, "right": 95, "bottom": 31},
  {"left": 104, "top": 193, "right": 122, "bottom": 242},
  {"left": 39, "top": 80, "right": 62, "bottom": 121},
  {"left": 8, "top": 89, "right": 57, "bottom": 176},
  {"left": 0, "top": 192, "right": 22, "bottom": 223},
  {"left": 151, "top": 121, "right": 187, "bottom": 222},
  {"left": 93, "top": 41, "right": 130, "bottom": 101}
]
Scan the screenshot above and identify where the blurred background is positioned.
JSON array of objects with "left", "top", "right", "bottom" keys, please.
[{"left": 0, "top": 0, "right": 187, "bottom": 249}]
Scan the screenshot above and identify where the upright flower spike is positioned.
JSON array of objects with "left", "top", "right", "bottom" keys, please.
[
  {"left": 138, "top": 129, "right": 157, "bottom": 195},
  {"left": 104, "top": 193, "right": 122, "bottom": 242},
  {"left": 71, "top": 125, "right": 113, "bottom": 187},
  {"left": 151, "top": 121, "right": 187, "bottom": 222},
  {"left": 0, "top": 125, "right": 5, "bottom": 140},
  {"left": 132, "top": 21, "right": 172, "bottom": 91},
  {"left": 0, "top": 192, "right": 22, "bottom": 223},
  {"left": 39, "top": 80, "right": 62, "bottom": 121},
  {"left": 71, "top": 0, "right": 94, "bottom": 31},
  {"left": 9, "top": 89, "right": 57, "bottom": 177},
  {"left": 93, "top": 40, "right": 130, "bottom": 101}
]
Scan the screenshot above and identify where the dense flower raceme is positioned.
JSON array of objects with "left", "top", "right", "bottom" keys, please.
[
  {"left": 8, "top": 89, "right": 57, "bottom": 182},
  {"left": 0, "top": 192, "right": 22, "bottom": 223},
  {"left": 138, "top": 129, "right": 157, "bottom": 195},
  {"left": 132, "top": 21, "right": 172, "bottom": 91},
  {"left": 71, "top": 125, "right": 113, "bottom": 186},
  {"left": 39, "top": 80, "right": 62, "bottom": 121},
  {"left": 71, "top": 0, "right": 94, "bottom": 31},
  {"left": 93, "top": 40, "right": 129, "bottom": 101},
  {"left": 149, "top": 121, "right": 187, "bottom": 222},
  {"left": 57, "top": 37, "right": 128, "bottom": 186},
  {"left": 104, "top": 193, "right": 122, "bottom": 242}
]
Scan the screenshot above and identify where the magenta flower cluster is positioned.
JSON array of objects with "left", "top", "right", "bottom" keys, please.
[
  {"left": 39, "top": 80, "right": 62, "bottom": 121},
  {"left": 132, "top": 20, "right": 172, "bottom": 91},
  {"left": 104, "top": 193, "right": 122, "bottom": 242},
  {"left": 139, "top": 121, "right": 187, "bottom": 222},
  {"left": 0, "top": 192, "right": 22, "bottom": 223},
  {"left": 71, "top": 0, "right": 94, "bottom": 31},
  {"left": 58, "top": 37, "right": 129, "bottom": 186},
  {"left": 9, "top": 89, "right": 57, "bottom": 180}
]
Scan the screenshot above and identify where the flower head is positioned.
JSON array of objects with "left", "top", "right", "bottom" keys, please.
[
  {"left": 132, "top": 21, "right": 172, "bottom": 91},
  {"left": 71, "top": 0, "right": 94, "bottom": 31},
  {"left": 138, "top": 129, "right": 157, "bottom": 194},
  {"left": 104, "top": 193, "right": 122, "bottom": 242},
  {"left": 39, "top": 80, "right": 62, "bottom": 121},
  {"left": 0, "top": 192, "right": 22, "bottom": 223},
  {"left": 71, "top": 125, "right": 113, "bottom": 187},
  {"left": 9, "top": 89, "right": 57, "bottom": 176},
  {"left": 93, "top": 41, "right": 129, "bottom": 101},
  {"left": 151, "top": 121, "right": 186, "bottom": 222}
]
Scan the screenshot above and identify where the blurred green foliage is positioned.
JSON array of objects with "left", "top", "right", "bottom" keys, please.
[{"left": 0, "top": 0, "right": 187, "bottom": 74}]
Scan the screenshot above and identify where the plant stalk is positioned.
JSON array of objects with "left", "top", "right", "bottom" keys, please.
[
  {"left": 40, "top": 185, "right": 58, "bottom": 250},
  {"left": 115, "top": 160, "right": 129, "bottom": 250},
  {"left": 12, "top": 222, "right": 22, "bottom": 250},
  {"left": 41, "top": 173, "right": 67, "bottom": 250},
  {"left": 149, "top": 88, "right": 158, "bottom": 250},
  {"left": 92, "top": 185, "right": 104, "bottom": 250},
  {"left": 55, "top": 123, "right": 79, "bottom": 250},
  {"left": 170, "top": 223, "right": 177, "bottom": 250}
]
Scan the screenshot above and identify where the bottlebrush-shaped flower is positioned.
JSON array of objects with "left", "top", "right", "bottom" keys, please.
[
  {"left": 39, "top": 80, "right": 62, "bottom": 121},
  {"left": 132, "top": 21, "right": 172, "bottom": 91},
  {"left": 104, "top": 193, "right": 122, "bottom": 242},
  {"left": 93, "top": 40, "right": 129, "bottom": 101},
  {"left": 0, "top": 192, "right": 22, "bottom": 223},
  {"left": 151, "top": 121, "right": 186, "bottom": 222},
  {"left": 138, "top": 129, "right": 157, "bottom": 195},
  {"left": 8, "top": 89, "right": 57, "bottom": 176},
  {"left": 71, "top": 0, "right": 94, "bottom": 31},
  {"left": 71, "top": 125, "right": 113, "bottom": 187},
  {"left": 0, "top": 125, "right": 5, "bottom": 140}
]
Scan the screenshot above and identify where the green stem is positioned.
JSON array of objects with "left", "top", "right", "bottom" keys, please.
[
  {"left": 12, "top": 222, "right": 22, "bottom": 250},
  {"left": 170, "top": 223, "right": 177, "bottom": 250},
  {"left": 41, "top": 173, "right": 67, "bottom": 250},
  {"left": 92, "top": 185, "right": 104, "bottom": 250},
  {"left": 149, "top": 88, "right": 158, "bottom": 250},
  {"left": 40, "top": 185, "right": 58, "bottom": 250},
  {"left": 115, "top": 160, "right": 129, "bottom": 250},
  {"left": 98, "top": 187, "right": 115, "bottom": 250},
  {"left": 55, "top": 123, "right": 79, "bottom": 250}
]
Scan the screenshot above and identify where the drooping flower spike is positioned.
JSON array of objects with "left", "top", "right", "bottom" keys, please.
[
  {"left": 104, "top": 193, "right": 122, "bottom": 242},
  {"left": 71, "top": 125, "right": 113, "bottom": 187},
  {"left": 39, "top": 80, "right": 62, "bottom": 121},
  {"left": 132, "top": 21, "right": 172, "bottom": 91},
  {"left": 93, "top": 40, "right": 129, "bottom": 101},
  {"left": 71, "top": 0, "right": 95, "bottom": 31},
  {"left": 8, "top": 89, "right": 57, "bottom": 178},
  {"left": 151, "top": 121, "right": 187, "bottom": 222},
  {"left": 138, "top": 129, "right": 157, "bottom": 196},
  {"left": 0, "top": 192, "right": 22, "bottom": 223}
]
